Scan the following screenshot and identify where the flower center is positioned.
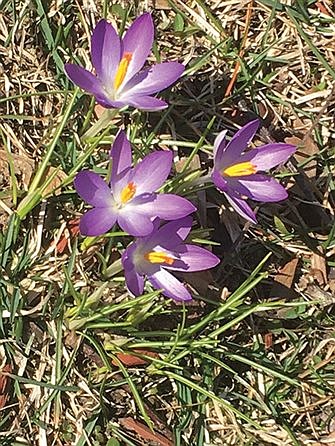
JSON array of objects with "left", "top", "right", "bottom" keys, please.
[
  {"left": 144, "top": 251, "right": 175, "bottom": 265},
  {"left": 222, "top": 161, "right": 257, "bottom": 177},
  {"left": 113, "top": 52, "right": 133, "bottom": 91},
  {"left": 120, "top": 182, "right": 136, "bottom": 204}
]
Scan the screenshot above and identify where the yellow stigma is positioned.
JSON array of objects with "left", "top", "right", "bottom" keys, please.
[
  {"left": 223, "top": 161, "right": 257, "bottom": 177},
  {"left": 144, "top": 251, "right": 175, "bottom": 265},
  {"left": 113, "top": 52, "right": 132, "bottom": 91},
  {"left": 120, "top": 182, "right": 136, "bottom": 204}
]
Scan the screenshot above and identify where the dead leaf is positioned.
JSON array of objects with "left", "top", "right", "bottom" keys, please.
[
  {"left": 56, "top": 218, "right": 80, "bottom": 254},
  {"left": 182, "top": 269, "right": 214, "bottom": 296},
  {"left": 175, "top": 154, "right": 201, "bottom": 173},
  {"left": 120, "top": 417, "right": 173, "bottom": 446},
  {"left": 315, "top": 0, "right": 335, "bottom": 16},
  {"left": 148, "top": 0, "right": 171, "bottom": 9},
  {"left": 0, "top": 364, "right": 12, "bottom": 409},
  {"left": 285, "top": 118, "right": 318, "bottom": 179},
  {"left": 328, "top": 267, "right": 335, "bottom": 293},
  {"left": 94, "top": 104, "right": 105, "bottom": 119},
  {"left": 41, "top": 166, "right": 67, "bottom": 196},
  {"left": 112, "top": 349, "right": 160, "bottom": 367},
  {"left": 270, "top": 257, "right": 299, "bottom": 298},
  {"left": 311, "top": 250, "right": 328, "bottom": 286},
  {"left": 0, "top": 149, "right": 34, "bottom": 189},
  {"left": 311, "top": 430, "right": 335, "bottom": 445},
  {"left": 264, "top": 333, "right": 273, "bottom": 350}
]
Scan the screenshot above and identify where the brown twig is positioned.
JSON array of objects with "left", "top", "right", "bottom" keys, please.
[{"left": 224, "top": 0, "right": 254, "bottom": 97}]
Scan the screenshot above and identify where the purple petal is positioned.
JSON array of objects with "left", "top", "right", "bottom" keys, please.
[
  {"left": 65, "top": 64, "right": 121, "bottom": 108},
  {"left": 65, "top": 64, "right": 104, "bottom": 97},
  {"left": 122, "top": 244, "right": 145, "bottom": 296},
  {"left": 211, "top": 170, "right": 228, "bottom": 192},
  {"left": 80, "top": 207, "right": 117, "bottom": 236},
  {"left": 91, "top": 19, "right": 121, "bottom": 86},
  {"left": 238, "top": 143, "right": 296, "bottom": 171},
  {"left": 121, "top": 13, "right": 154, "bottom": 87},
  {"left": 130, "top": 151, "right": 173, "bottom": 194},
  {"left": 148, "top": 268, "right": 192, "bottom": 301},
  {"left": 125, "top": 95, "right": 168, "bottom": 111},
  {"left": 224, "top": 190, "right": 257, "bottom": 223},
  {"left": 121, "top": 62, "right": 184, "bottom": 96},
  {"left": 110, "top": 130, "right": 132, "bottom": 189},
  {"left": 96, "top": 97, "right": 127, "bottom": 109},
  {"left": 168, "top": 244, "right": 220, "bottom": 272},
  {"left": 213, "top": 130, "right": 227, "bottom": 164},
  {"left": 230, "top": 174, "right": 288, "bottom": 202},
  {"left": 148, "top": 216, "right": 193, "bottom": 249},
  {"left": 128, "top": 193, "right": 157, "bottom": 208},
  {"left": 217, "top": 120, "right": 260, "bottom": 169},
  {"left": 136, "top": 194, "right": 196, "bottom": 220},
  {"left": 110, "top": 169, "right": 132, "bottom": 203},
  {"left": 135, "top": 194, "right": 197, "bottom": 220},
  {"left": 118, "top": 211, "right": 154, "bottom": 236},
  {"left": 74, "top": 171, "right": 112, "bottom": 207}
]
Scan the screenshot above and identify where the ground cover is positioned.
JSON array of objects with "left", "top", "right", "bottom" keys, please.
[{"left": 0, "top": 0, "right": 334, "bottom": 445}]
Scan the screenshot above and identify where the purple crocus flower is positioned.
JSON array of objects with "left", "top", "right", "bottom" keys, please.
[
  {"left": 122, "top": 216, "right": 220, "bottom": 301},
  {"left": 74, "top": 131, "right": 196, "bottom": 237},
  {"left": 211, "top": 120, "right": 296, "bottom": 223},
  {"left": 65, "top": 13, "right": 184, "bottom": 111}
]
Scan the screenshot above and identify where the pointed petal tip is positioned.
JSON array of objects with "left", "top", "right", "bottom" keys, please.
[
  {"left": 154, "top": 194, "right": 196, "bottom": 221},
  {"left": 127, "top": 95, "right": 169, "bottom": 111},
  {"left": 224, "top": 190, "right": 258, "bottom": 224},
  {"left": 94, "top": 18, "right": 108, "bottom": 30},
  {"left": 133, "top": 12, "right": 153, "bottom": 26}
]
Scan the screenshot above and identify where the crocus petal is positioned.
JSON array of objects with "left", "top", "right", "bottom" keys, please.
[
  {"left": 79, "top": 207, "right": 117, "bottom": 236},
  {"left": 230, "top": 174, "right": 288, "bottom": 202},
  {"left": 110, "top": 130, "right": 132, "bottom": 190},
  {"left": 135, "top": 194, "right": 197, "bottom": 220},
  {"left": 224, "top": 190, "right": 257, "bottom": 224},
  {"left": 146, "top": 216, "right": 193, "bottom": 250},
  {"left": 121, "top": 13, "right": 154, "bottom": 87},
  {"left": 238, "top": 143, "right": 296, "bottom": 171},
  {"left": 136, "top": 194, "right": 196, "bottom": 220},
  {"left": 125, "top": 95, "right": 168, "bottom": 111},
  {"left": 65, "top": 64, "right": 105, "bottom": 98},
  {"left": 65, "top": 64, "right": 122, "bottom": 108},
  {"left": 74, "top": 171, "right": 112, "bottom": 207},
  {"left": 122, "top": 244, "right": 145, "bottom": 296},
  {"left": 217, "top": 120, "right": 260, "bottom": 169},
  {"left": 168, "top": 244, "right": 220, "bottom": 272},
  {"left": 213, "top": 130, "right": 227, "bottom": 163},
  {"left": 118, "top": 211, "right": 154, "bottom": 236},
  {"left": 91, "top": 19, "right": 121, "bottom": 86},
  {"left": 130, "top": 151, "right": 173, "bottom": 195},
  {"left": 121, "top": 62, "right": 184, "bottom": 96},
  {"left": 148, "top": 268, "right": 192, "bottom": 301},
  {"left": 211, "top": 170, "right": 229, "bottom": 192}
]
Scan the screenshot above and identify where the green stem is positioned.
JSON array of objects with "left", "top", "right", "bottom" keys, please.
[
  {"left": 16, "top": 89, "right": 79, "bottom": 218},
  {"left": 30, "top": 89, "right": 79, "bottom": 193},
  {"left": 81, "top": 106, "right": 128, "bottom": 140}
]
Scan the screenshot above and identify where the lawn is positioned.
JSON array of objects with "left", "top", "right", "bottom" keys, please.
[{"left": 0, "top": 0, "right": 334, "bottom": 445}]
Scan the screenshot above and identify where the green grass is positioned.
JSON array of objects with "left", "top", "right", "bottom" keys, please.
[{"left": 0, "top": 0, "right": 334, "bottom": 445}]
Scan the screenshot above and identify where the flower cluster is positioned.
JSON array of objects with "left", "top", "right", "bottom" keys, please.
[
  {"left": 67, "top": 13, "right": 296, "bottom": 301},
  {"left": 75, "top": 131, "right": 219, "bottom": 301}
]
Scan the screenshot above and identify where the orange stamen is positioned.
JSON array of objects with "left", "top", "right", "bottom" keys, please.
[
  {"left": 144, "top": 251, "right": 175, "bottom": 265},
  {"left": 120, "top": 182, "right": 136, "bottom": 204},
  {"left": 223, "top": 161, "right": 257, "bottom": 177},
  {"left": 113, "top": 52, "right": 133, "bottom": 91}
]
